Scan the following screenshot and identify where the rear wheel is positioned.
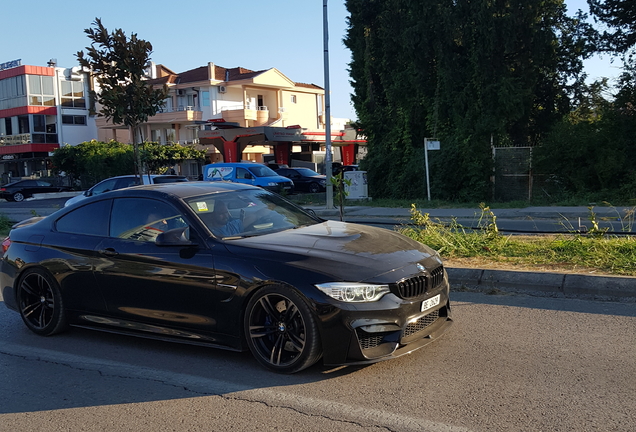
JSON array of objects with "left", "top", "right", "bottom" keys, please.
[
  {"left": 245, "top": 285, "right": 322, "bottom": 373},
  {"left": 12, "top": 192, "right": 25, "bottom": 202},
  {"left": 17, "top": 268, "right": 68, "bottom": 336}
]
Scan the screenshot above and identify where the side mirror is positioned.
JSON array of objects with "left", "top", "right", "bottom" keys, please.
[
  {"left": 244, "top": 172, "right": 253, "bottom": 179},
  {"left": 84, "top": 191, "right": 92, "bottom": 197},
  {"left": 156, "top": 226, "right": 198, "bottom": 247},
  {"left": 304, "top": 208, "right": 322, "bottom": 220}
]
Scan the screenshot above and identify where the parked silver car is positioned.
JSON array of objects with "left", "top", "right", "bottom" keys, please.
[{"left": 64, "top": 174, "right": 188, "bottom": 207}]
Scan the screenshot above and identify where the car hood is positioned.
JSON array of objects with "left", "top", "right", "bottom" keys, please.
[
  {"left": 223, "top": 220, "right": 442, "bottom": 282},
  {"left": 259, "top": 175, "right": 292, "bottom": 183}
]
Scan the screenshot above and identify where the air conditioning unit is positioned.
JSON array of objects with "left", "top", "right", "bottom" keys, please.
[
  {"left": 177, "top": 89, "right": 185, "bottom": 95},
  {"left": 218, "top": 85, "right": 227, "bottom": 93}
]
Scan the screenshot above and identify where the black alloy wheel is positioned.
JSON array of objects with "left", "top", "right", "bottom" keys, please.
[
  {"left": 17, "top": 268, "right": 68, "bottom": 336},
  {"left": 245, "top": 285, "right": 322, "bottom": 373},
  {"left": 308, "top": 182, "right": 321, "bottom": 194},
  {"left": 12, "top": 192, "right": 25, "bottom": 202}
]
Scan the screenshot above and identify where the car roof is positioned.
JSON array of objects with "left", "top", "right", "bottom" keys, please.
[
  {"left": 100, "top": 174, "right": 186, "bottom": 180},
  {"left": 102, "top": 181, "right": 258, "bottom": 200},
  {"left": 207, "top": 162, "right": 265, "bottom": 167}
]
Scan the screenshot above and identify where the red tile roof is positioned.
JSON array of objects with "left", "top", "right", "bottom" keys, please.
[{"left": 148, "top": 64, "right": 323, "bottom": 90}]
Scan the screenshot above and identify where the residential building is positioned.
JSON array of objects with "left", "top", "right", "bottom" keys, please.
[
  {"left": 0, "top": 59, "right": 97, "bottom": 181},
  {"left": 95, "top": 62, "right": 355, "bottom": 174}
]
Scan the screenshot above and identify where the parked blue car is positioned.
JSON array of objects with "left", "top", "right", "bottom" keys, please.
[{"left": 203, "top": 162, "right": 294, "bottom": 194}]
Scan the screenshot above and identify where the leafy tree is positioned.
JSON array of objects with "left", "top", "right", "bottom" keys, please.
[
  {"left": 76, "top": 18, "right": 168, "bottom": 177},
  {"left": 139, "top": 142, "right": 206, "bottom": 174},
  {"left": 588, "top": 0, "right": 636, "bottom": 53},
  {"left": 52, "top": 140, "right": 134, "bottom": 188}
]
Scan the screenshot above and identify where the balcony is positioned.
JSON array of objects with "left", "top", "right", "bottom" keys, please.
[
  {"left": 222, "top": 106, "right": 270, "bottom": 126},
  {"left": 94, "top": 106, "right": 203, "bottom": 128}
]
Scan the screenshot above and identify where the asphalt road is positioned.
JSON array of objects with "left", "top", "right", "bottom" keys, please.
[{"left": 1, "top": 291, "right": 634, "bottom": 432}]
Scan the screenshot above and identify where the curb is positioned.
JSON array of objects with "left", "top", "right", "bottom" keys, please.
[{"left": 447, "top": 267, "right": 636, "bottom": 300}]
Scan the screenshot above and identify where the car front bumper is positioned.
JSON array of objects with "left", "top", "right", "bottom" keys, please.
[{"left": 315, "top": 281, "right": 453, "bottom": 366}]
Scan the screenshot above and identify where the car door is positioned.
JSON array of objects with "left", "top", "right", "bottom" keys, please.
[
  {"left": 93, "top": 197, "right": 224, "bottom": 340},
  {"left": 18, "top": 180, "right": 39, "bottom": 196},
  {"left": 235, "top": 167, "right": 255, "bottom": 186},
  {"left": 279, "top": 169, "right": 304, "bottom": 190}
]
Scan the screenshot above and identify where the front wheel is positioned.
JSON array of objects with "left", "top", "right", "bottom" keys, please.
[
  {"left": 308, "top": 182, "right": 321, "bottom": 194},
  {"left": 17, "top": 268, "right": 68, "bottom": 336},
  {"left": 12, "top": 192, "right": 25, "bottom": 202},
  {"left": 244, "top": 285, "right": 322, "bottom": 373}
]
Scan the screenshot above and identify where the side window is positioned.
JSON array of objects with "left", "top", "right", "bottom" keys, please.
[
  {"left": 236, "top": 168, "right": 250, "bottom": 179},
  {"left": 21, "top": 180, "right": 37, "bottom": 187},
  {"left": 114, "top": 177, "right": 139, "bottom": 189},
  {"left": 56, "top": 200, "right": 111, "bottom": 236},
  {"left": 110, "top": 198, "right": 187, "bottom": 242},
  {"left": 91, "top": 179, "right": 118, "bottom": 195}
]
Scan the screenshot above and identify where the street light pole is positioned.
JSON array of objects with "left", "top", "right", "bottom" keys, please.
[{"left": 323, "top": 0, "right": 333, "bottom": 209}]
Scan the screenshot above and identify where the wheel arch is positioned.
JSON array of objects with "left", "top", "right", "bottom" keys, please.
[{"left": 239, "top": 280, "right": 324, "bottom": 346}]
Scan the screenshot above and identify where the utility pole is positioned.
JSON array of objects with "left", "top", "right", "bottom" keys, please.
[{"left": 323, "top": 0, "right": 333, "bottom": 209}]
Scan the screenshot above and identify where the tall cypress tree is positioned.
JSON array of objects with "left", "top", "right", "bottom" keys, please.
[{"left": 345, "top": 0, "right": 590, "bottom": 201}]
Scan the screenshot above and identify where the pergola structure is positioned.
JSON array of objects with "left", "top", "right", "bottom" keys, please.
[{"left": 198, "top": 125, "right": 365, "bottom": 166}]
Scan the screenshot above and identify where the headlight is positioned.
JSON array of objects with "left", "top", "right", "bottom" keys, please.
[
  {"left": 315, "top": 282, "right": 391, "bottom": 302},
  {"left": 268, "top": 182, "right": 277, "bottom": 186},
  {"left": 319, "top": 179, "right": 326, "bottom": 185}
]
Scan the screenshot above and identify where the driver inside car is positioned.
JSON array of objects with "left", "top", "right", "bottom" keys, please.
[{"left": 209, "top": 200, "right": 275, "bottom": 237}]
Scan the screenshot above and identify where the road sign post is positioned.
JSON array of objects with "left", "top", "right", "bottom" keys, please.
[{"left": 424, "top": 138, "right": 440, "bottom": 201}]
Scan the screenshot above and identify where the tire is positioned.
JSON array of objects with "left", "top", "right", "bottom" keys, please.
[
  {"left": 17, "top": 268, "right": 68, "bottom": 336},
  {"left": 12, "top": 192, "right": 25, "bottom": 202},
  {"left": 244, "top": 285, "right": 322, "bottom": 373},
  {"left": 308, "top": 183, "right": 321, "bottom": 194}
]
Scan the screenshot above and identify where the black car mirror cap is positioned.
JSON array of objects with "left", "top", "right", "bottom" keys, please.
[{"left": 155, "top": 226, "right": 198, "bottom": 247}]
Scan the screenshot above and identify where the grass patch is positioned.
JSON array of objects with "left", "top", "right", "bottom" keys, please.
[{"left": 399, "top": 204, "right": 636, "bottom": 276}]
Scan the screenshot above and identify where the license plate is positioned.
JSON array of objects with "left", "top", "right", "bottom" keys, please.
[{"left": 421, "top": 294, "right": 440, "bottom": 312}]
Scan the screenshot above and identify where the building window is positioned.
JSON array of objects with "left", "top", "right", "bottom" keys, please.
[
  {"left": 32, "top": 114, "right": 57, "bottom": 143},
  {"left": 0, "top": 75, "right": 27, "bottom": 110},
  {"left": 62, "top": 115, "right": 87, "bottom": 125},
  {"left": 201, "top": 91, "right": 210, "bottom": 107},
  {"left": 28, "top": 75, "right": 55, "bottom": 106},
  {"left": 61, "top": 81, "right": 86, "bottom": 108},
  {"left": 18, "top": 115, "right": 30, "bottom": 133},
  {"left": 4, "top": 117, "right": 12, "bottom": 135},
  {"left": 291, "top": 95, "right": 297, "bottom": 104}
]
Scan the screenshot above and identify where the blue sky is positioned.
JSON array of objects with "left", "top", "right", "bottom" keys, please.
[{"left": 1, "top": 0, "right": 622, "bottom": 120}]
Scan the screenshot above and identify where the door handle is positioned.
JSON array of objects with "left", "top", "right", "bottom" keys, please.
[{"left": 99, "top": 248, "right": 119, "bottom": 257}]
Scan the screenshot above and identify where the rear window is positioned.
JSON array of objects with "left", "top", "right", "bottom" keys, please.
[{"left": 152, "top": 176, "right": 188, "bottom": 184}]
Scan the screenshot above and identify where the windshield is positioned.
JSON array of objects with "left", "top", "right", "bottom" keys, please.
[
  {"left": 186, "top": 189, "right": 320, "bottom": 239},
  {"left": 248, "top": 165, "right": 278, "bottom": 177},
  {"left": 295, "top": 168, "right": 321, "bottom": 177}
]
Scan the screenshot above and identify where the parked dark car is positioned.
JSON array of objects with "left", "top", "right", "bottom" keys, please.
[
  {"left": 1, "top": 182, "right": 452, "bottom": 373},
  {"left": 0, "top": 179, "right": 72, "bottom": 202},
  {"left": 65, "top": 174, "right": 188, "bottom": 207},
  {"left": 332, "top": 163, "right": 359, "bottom": 175},
  {"left": 275, "top": 167, "right": 326, "bottom": 193}
]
